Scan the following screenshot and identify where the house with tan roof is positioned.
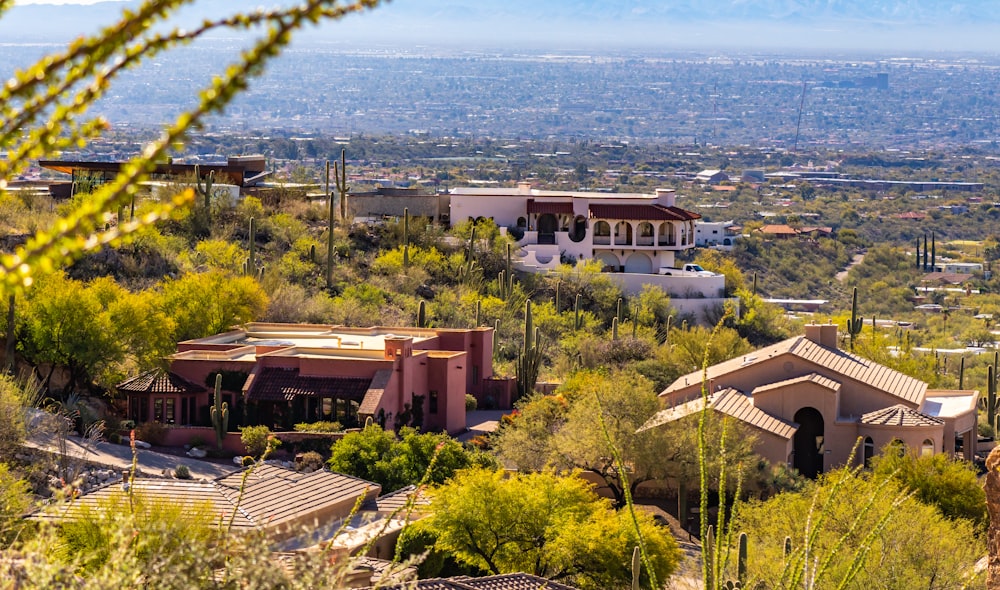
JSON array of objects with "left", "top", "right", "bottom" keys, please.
[
  {"left": 450, "top": 184, "right": 732, "bottom": 319},
  {"left": 33, "top": 463, "right": 382, "bottom": 541},
  {"left": 118, "top": 322, "right": 494, "bottom": 435},
  {"left": 370, "top": 573, "right": 580, "bottom": 590},
  {"left": 644, "top": 323, "right": 978, "bottom": 477}
]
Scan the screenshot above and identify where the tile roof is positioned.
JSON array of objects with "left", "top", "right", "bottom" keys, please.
[
  {"left": 662, "top": 335, "right": 928, "bottom": 406},
  {"left": 116, "top": 369, "right": 206, "bottom": 394},
  {"left": 358, "top": 369, "right": 393, "bottom": 415},
  {"left": 363, "top": 484, "right": 431, "bottom": 514},
  {"left": 642, "top": 388, "right": 798, "bottom": 439},
  {"left": 372, "top": 573, "right": 580, "bottom": 590},
  {"left": 245, "top": 368, "right": 372, "bottom": 402},
  {"left": 860, "top": 404, "right": 943, "bottom": 427},
  {"left": 32, "top": 479, "right": 256, "bottom": 530},
  {"left": 213, "top": 463, "right": 380, "bottom": 529},
  {"left": 921, "top": 272, "right": 974, "bottom": 285},
  {"left": 759, "top": 224, "right": 798, "bottom": 235},
  {"left": 34, "top": 465, "right": 382, "bottom": 533},
  {"left": 588, "top": 203, "right": 700, "bottom": 222},
  {"left": 526, "top": 199, "right": 574, "bottom": 215}
]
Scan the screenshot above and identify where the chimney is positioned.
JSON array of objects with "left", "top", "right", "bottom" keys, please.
[
  {"left": 517, "top": 181, "right": 532, "bottom": 193},
  {"left": 655, "top": 188, "right": 676, "bottom": 207},
  {"left": 804, "top": 323, "right": 838, "bottom": 349}
]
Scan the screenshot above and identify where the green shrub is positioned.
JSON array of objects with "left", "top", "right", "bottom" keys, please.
[
  {"left": 296, "top": 451, "right": 324, "bottom": 472},
  {"left": 134, "top": 422, "right": 168, "bottom": 446},
  {"left": 240, "top": 425, "right": 271, "bottom": 457},
  {"left": 465, "top": 394, "right": 477, "bottom": 412},
  {"left": 293, "top": 421, "right": 342, "bottom": 433},
  {"left": 173, "top": 464, "right": 191, "bottom": 479}
]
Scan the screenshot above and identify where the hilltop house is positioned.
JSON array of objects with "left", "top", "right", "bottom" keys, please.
[
  {"left": 643, "top": 323, "right": 978, "bottom": 478},
  {"left": 118, "top": 323, "right": 494, "bottom": 435},
  {"left": 449, "top": 184, "right": 731, "bottom": 319}
]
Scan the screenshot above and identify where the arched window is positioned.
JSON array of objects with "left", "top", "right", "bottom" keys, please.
[
  {"left": 921, "top": 439, "right": 934, "bottom": 456},
  {"left": 516, "top": 216, "right": 526, "bottom": 228},
  {"left": 680, "top": 224, "right": 688, "bottom": 246},
  {"left": 658, "top": 222, "right": 675, "bottom": 246},
  {"left": 593, "top": 221, "right": 611, "bottom": 245},
  {"left": 614, "top": 222, "right": 633, "bottom": 246},
  {"left": 637, "top": 222, "right": 654, "bottom": 246},
  {"left": 863, "top": 436, "right": 874, "bottom": 468}
]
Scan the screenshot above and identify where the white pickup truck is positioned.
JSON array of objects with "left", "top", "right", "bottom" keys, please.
[{"left": 661, "top": 263, "right": 718, "bottom": 276}]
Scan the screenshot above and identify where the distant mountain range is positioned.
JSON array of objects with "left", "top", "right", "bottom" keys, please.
[{"left": 2, "top": 0, "right": 997, "bottom": 50}]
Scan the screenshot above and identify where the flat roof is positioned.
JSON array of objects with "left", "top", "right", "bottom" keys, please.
[
  {"left": 181, "top": 323, "right": 439, "bottom": 353},
  {"left": 922, "top": 391, "right": 978, "bottom": 419}
]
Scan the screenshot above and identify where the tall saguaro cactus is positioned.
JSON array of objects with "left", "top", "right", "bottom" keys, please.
[
  {"left": 193, "top": 164, "right": 215, "bottom": 214},
  {"left": 402, "top": 207, "right": 410, "bottom": 268},
  {"left": 334, "top": 148, "right": 349, "bottom": 223},
  {"left": 987, "top": 364, "right": 998, "bottom": 433},
  {"left": 848, "top": 287, "right": 863, "bottom": 351},
  {"left": 210, "top": 374, "right": 229, "bottom": 450},
  {"left": 325, "top": 159, "right": 335, "bottom": 289},
  {"left": 516, "top": 300, "right": 542, "bottom": 397}
]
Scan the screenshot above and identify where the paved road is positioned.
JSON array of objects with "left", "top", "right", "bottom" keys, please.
[{"left": 25, "top": 433, "right": 238, "bottom": 481}]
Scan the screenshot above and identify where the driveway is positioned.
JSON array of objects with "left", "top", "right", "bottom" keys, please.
[{"left": 24, "top": 432, "right": 238, "bottom": 481}]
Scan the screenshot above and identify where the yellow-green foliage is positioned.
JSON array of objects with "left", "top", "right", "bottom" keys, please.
[
  {"left": 421, "top": 468, "right": 679, "bottom": 589},
  {"left": 178, "top": 239, "right": 247, "bottom": 273},
  {"left": 731, "top": 466, "right": 984, "bottom": 589}
]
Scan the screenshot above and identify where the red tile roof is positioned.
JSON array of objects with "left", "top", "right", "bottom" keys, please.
[
  {"left": 526, "top": 199, "right": 574, "bottom": 215},
  {"left": 246, "top": 368, "right": 372, "bottom": 402},
  {"left": 588, "top": 204, "right": 700, "bottom": 221},
  {"left": 116, "top": 369, "right": 206, "bottom": 394},
  {"left": 759, "top": 224, "right": 798, "bottom": 235}
]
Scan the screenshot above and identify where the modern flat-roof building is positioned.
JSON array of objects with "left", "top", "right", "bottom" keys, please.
[
  {"left": 643, "top": 323, "right": 978, "bottom": 478},
  {"left": 118, "top": 322, "right": 493, "bottom": 435}
]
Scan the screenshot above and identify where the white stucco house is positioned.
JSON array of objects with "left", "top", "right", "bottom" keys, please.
[
  {"left": 449, "top": 183, "right": 733, "bottom": 320},
  {"left": 694, "top": 220, "right": 742, "bottom": 250}
]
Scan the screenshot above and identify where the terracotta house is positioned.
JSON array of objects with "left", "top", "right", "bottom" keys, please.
[
  {"left": 644, "top": 323, "right": 979, "bottom": 477},
  {"left": 118, "top": 323, "right": 494, "bottom": 435}
]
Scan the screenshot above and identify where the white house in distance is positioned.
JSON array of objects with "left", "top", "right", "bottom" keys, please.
[
  {"left": 449, "top": 183, "right": 731, "bottom": 320},
  {"left": 694, "top": 219, "right": 742, "bottom": 250}
]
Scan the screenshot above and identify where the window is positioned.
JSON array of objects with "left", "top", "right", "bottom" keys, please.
[
  {"left": 165, "top": 399, "right": 175, "bottom": 424},
  {"left": 181, "top": 397, "right": 188, "bottom": 425},
  {"left": 472, "top": 365, "right": 479, "bottom": 382},
  {"left": 921, "top": 439, "right": 934, "bottom": 456},
  {"left": 863, "top": 437, "right": 874, "bottom": 467},
  {"left": 429, "top": 391, "right": 439, "bottom": 414},
  {"left": 153, "top": 398, "right": 164, "bottom": 423}
]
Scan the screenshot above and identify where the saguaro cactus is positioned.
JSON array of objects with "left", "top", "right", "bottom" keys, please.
[
  {"left": 334, "top": 148, "right": 348, "bottom": 223},
  {"left": 574, "top": 294, "right": 583, "bottom": 331},
  {"left": 194, "top": 164, "right": 215, "bottom": 214},
  {"left": 737, "top": 532, "right": 748, "bottom": 585},
  {"left": 402, "top": 207, "right": 410, "bottom": 268},
  {"left": 516, "top": 300, "right": 542, "bottom": 397},
  {"left": 848, "top": 287, "right": 863, "bottom": 351},
  {"left": 612, "top": 317, "right": 619, "bottom": 340},
  {"left": 987, "top": 364, "right": 997, "bottom": 432},
  {"left": 417, "top": 300, "right": 427, "bottom": 328},
  {"left": 325, "top": 159, "right": 335, "bottom": 289},
  {"left": 210, "top": 374, "right": 229, "bottom": 450}
]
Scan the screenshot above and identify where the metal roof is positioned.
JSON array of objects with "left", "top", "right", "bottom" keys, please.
[
  {"left": 662, "top": 335, "right": 928, "bottom": 406},
  {"left": 642, "top": 388, "right": 798, "bottom": 439}
]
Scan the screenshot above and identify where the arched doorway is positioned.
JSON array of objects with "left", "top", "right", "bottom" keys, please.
[
  {"left": 624, "top": 252, "right": 653, "bottom": 274},
  {"left": 793, "top": 407, "right": 824, "bottom": 479},
  {"left": 537, "top": 214, "right": 558, "bottom": 244},
  {"left": 595, "top": 251, "right": 619, "bottom": 272}
]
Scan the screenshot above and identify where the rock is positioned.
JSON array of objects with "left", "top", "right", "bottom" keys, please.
[
  {"left": 97, "top": 470, "right": 111, "bottom": 482},
  {"left": 416, "top": 284, "right": 436, "bottom": 299},
  {"left": 233, "top": 456, "right": 245, "bottom": 466},
  {"left": 133, "top": 440, "right": 151, "bottom": 449},
  {"left": 186, "top": 447, "right": 208, "bottom": 459}
]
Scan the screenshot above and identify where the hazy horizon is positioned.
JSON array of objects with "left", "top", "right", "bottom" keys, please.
[{"left": 4, "top": 0, "right": 1000, "bottom": 54}]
